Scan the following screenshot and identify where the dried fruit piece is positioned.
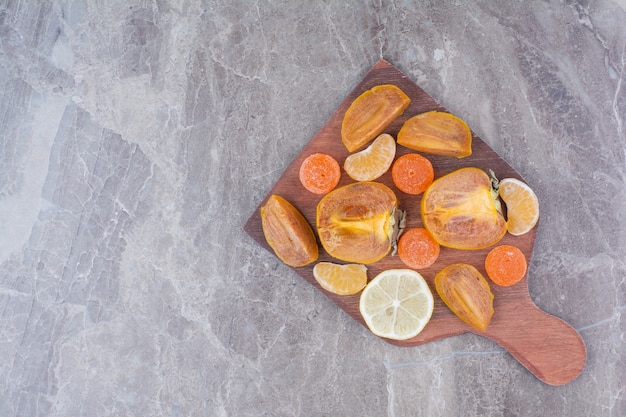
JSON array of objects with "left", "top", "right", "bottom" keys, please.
[
  {"left": 397, "top": 111, "right": 472, "bottom": 158},
  {"left": 391, "top": 153, "right": 434, "bottom": 195},
  {"left": 435, "top": 263, "right": 494, "bottom": 331},
  {"left": 421, "top": 167, "right": 506, "bottom": 250},
  {"left": 317, "top": 182, "right": 401, "bottom": 264},
  {"left": 498, "top": 178, "right": 540, "bottom": 236},
  {"left": 397, "top": 228, "right": 440, "bottom": 270},
  {"left": 313, "top": 262, "right": 368, "bottom": 295},
  {"left": 261, "top": 195, "right": 318, "bottom": 267},
  {"left": 341, "top": 84, "right": 410, "bottom": 152},
  {"left": 359, "top": 269, "right": 434, "bottom": 340},
  {"left": 344, "top": 133, "right": 396, "bottom": 181},
  {"left": 485, "top": 244, "right": 527, "bottom": 287},
  {"left": 299, "top": 153, "right": 341, "bottom": 194}
]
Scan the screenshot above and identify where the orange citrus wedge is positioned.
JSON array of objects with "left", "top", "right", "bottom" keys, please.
[
  {"left": 313, "top": 262, "right": 368, "bottom": 295},
  {"left": 498, "top": 178, "right": 539, "bottom": 236},
  {"left": 344, "top": 133, "right": 396, "bottom": 181}
]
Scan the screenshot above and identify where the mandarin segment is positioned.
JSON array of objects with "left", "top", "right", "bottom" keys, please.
[
  {"left": 312, "top": 262, "right": 368, "bottom": 295},
  {"left": 344, "top": 133, "right": 396, "bottom": 181},
  {"left": 498, "top": 178, "right": 540, "bottom": 236}
]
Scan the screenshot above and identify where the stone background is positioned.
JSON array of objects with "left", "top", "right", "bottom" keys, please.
[{"left": 0, "top": 1, "right": 624, "bottom": 416}]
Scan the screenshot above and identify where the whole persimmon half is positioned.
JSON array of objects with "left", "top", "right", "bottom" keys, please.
[
  {"left": 316, "top": 182, "right": 401, "bottom": 264},
  {"left": 421, "top": 167, "right": 506, "bottom": 250}
]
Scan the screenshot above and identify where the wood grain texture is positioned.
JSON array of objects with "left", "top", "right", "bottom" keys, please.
[{"left": 244, "top": 59, "right": 586, "bottom": 386}]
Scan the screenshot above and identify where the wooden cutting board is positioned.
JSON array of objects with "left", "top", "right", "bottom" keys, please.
[{"left": 244, "top": 59, "right": 586, "bottom": 386}]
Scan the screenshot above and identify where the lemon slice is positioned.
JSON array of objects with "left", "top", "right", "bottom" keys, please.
[
  {"left": 313, "top": 262, "right": 368, "bottom": 295},
  {"left": 359, "top": 269, "right": 434, "bottom": 340},
  {"left": 344, "top": 133, "right": 396, "bottom": 181},
  {"left": 498, "top": 178, "right": 539, "bottom": 236}
]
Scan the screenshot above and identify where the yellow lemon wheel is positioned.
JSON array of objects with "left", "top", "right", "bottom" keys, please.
[{"left": 359, "top": 269, "right": 434, "bottom": 340}]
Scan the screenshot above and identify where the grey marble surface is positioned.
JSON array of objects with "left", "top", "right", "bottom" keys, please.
[{"left": 1, "top": 1, "right": 624, "bottom": 416}]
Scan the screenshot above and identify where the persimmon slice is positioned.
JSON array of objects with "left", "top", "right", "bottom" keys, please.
[
  {"left": 435, "top": 263, "right": 494, "bottom": 331},
  {"left": 398, "top": 111, "right": 472, "bottom": 158},
  {"left": 341, "top": 84, "right": 410, "bottom": 152},
  {"left": 261, "top": 195, "right": 318, "bottom": 267}
]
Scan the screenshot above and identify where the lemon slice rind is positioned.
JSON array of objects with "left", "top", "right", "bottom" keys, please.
[{"left": 359, "top": 269, "right": 434, "bottom": 340}]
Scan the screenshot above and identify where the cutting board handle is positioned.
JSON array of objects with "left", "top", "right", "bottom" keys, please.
[{"left": 487, "top": 298, "right": 586, "bottom": 386}]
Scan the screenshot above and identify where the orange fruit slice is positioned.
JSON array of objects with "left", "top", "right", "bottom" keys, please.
[
  {"left": 313, "top": 262, "right": 368, "bottom": 295},
  {"left": 359, "top": 269, "right": 434, "bottom": 340},
  {"left": 344, "top": 133, "right": 396, "bottom": 181},
  {"left": 498, "top": 178, "right": 539, "bottom": 236}
]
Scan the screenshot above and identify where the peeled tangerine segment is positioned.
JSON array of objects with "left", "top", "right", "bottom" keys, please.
[
  {"left": 317, "top": 182, "right": 398, "bottom": 264},
  {"left": 341, "top": 84, "right": 410, "bottom": 152},
  {"left": 397, "top": 111, "right": 472, "bottom": 158},
  {"left": 313, "top": 262, "right": 367, "bottom": 296},
  {"left": 498, "top": 178, "right": 540, "bottom": 236},
  {"left": 435, "top": 263, "right": 494, "bottom": 331},
  {"left": 344, "top": 133, "right": 396, "bottom": 181},
  {"left": 261, "top": 195, "right": 318, "bottom": 267},
  {"left": 421, "top": 167, "right": 506, "bottom": 250}
]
